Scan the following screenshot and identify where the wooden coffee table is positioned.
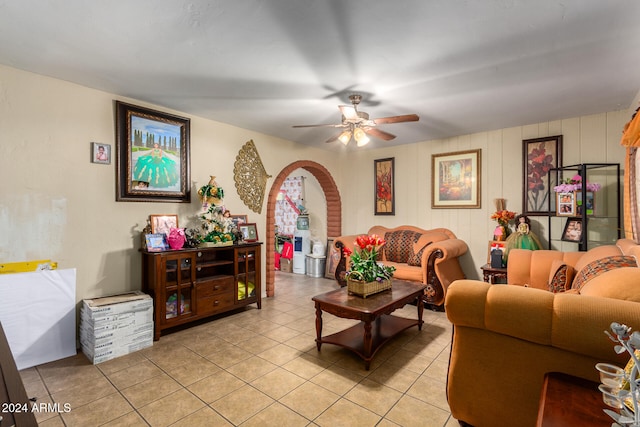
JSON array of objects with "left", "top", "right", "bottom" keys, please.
[{"left": 312, "top": 280, "right": 427, "bottom": 370}]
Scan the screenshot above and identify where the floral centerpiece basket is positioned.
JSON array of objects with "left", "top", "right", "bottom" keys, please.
[{"left": 343, "top": 235, "right": 396, "bottom": 298}]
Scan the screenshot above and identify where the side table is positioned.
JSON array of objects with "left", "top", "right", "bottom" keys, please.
[
  {"left": 537, "top": 372, "right": 611, "bottom": 426},
  {"left": 480, "top": 264, "right": 508, "bottom": 284}
]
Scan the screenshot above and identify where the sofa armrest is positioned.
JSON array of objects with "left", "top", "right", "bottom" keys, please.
[
  {"left": 421, "top": 239, "right": 468, "bottom": 306},
  {"left": 333, "top": 234, "right": 366, "bottom": 286}
]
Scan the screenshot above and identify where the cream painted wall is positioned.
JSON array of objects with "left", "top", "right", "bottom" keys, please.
[
  {"left": 337, "top": 110, "right": 630, "bottom": 280},
  {"left": 0, "top": 62, "right": 634, "bottom": 303},
  {"left": 0, "top": 64, "right": 340, "bottom": 303}
]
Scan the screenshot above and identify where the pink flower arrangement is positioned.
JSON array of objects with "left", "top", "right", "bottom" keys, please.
[{"left": 553, "top": 174, "right": 601, "bottom": 193}]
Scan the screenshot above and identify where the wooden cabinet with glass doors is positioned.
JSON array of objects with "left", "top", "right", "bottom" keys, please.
[{"left": 141, "top": 242, "right": 262, "bottom": 340}]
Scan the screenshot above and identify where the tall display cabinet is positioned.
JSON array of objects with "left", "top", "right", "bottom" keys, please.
[{"left": 546, "top": 163, "right": 621, "bottom": 251}]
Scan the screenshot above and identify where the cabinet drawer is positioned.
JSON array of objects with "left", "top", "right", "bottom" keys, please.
[
  {"left": 197, "top": 277, "right": 234, "bottom": 297},
  {"left": 198, "top": 293, "right": 234, "bottom": 315}
]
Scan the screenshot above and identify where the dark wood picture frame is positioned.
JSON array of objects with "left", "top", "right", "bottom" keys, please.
[
  {"left": 239, "top": 223, "right": 258, "bottom": 242},
  {"left": 523, "top": 135, "right": 562, "bottom": 215},
  {"left": 374, "top": 157, "right": 395, "bottom": 215},
  {"left": 115, "top": 101, "right": 191, "bottom": 202},
  {"left": 561, "top": 217, "right": 582, "bottom": 243},
  {"left": 431, "top": 149, "right": 481, "bottom": 209}
]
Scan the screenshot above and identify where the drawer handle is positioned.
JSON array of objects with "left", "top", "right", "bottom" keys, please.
[
  {"left": 197, "top": 252, "right": 202, "bottom": 257},
  {"left": 214, "top": 300, "right": 220, "bottom": 305},
  {"left": 197, "top": 267, "right": 201, "bottom": 272},
  {"left": 214, "top": 285, "right": 220, "bottom": 290}
]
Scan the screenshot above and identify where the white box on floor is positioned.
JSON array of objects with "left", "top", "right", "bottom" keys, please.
[
  {"left": 292, "top": 252, "right": 306, "bottom": 274},
  {"left": 80, "top": 291, "right": 153, "bottom": 364}
]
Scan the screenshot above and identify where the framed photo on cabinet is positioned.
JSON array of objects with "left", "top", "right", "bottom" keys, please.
[{"left": 239, "top": 223, "right": 258, "bottom": 242}]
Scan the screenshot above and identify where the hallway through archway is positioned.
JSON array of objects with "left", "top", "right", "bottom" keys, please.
[{"left": 265, "top": 161, "right": 342, "bottom": 296}]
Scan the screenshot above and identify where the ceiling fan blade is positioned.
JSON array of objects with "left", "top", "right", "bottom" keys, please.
[
  {"left": 292, "top": 123, "right": 346, "bottom": 128},
  {"left": 364, "top": 127, "right": 396, "bottom": 141},
  {"left": 339, "top": 105, "right": 359, "bottom": 120},
  {"left": 325, "top": 134, "right": 339, "bottom": 143},
  {"left": 373, "top": 114, "right": 420, "bottom": 125}
]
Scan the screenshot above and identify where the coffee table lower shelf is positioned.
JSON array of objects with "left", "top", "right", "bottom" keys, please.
[{"left": 316, "top": 315, "right": 419, "bottom": 369}]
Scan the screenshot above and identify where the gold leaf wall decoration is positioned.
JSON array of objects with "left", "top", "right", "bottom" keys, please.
[{"left": 234, "top": 140, "right": 271, "bottom": 213}]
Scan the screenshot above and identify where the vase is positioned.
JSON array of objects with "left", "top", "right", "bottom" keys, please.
[{"left": 346, "top": 277, "right": 392, "bottom": 298}]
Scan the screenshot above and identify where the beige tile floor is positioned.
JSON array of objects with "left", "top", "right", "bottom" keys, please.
[{"left": 21, "top": 272, "right": 458, "bottom": 427}]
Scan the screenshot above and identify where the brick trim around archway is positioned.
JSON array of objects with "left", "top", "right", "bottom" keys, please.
[{"left": 265, "top": 161, "right": 342, "bottom": 296}]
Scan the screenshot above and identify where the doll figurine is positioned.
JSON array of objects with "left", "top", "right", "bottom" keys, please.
[{"left": 503, "top": 214, "right": 542, "bottom": 263}]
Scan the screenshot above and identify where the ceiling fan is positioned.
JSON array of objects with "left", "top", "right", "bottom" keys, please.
[{"left": 292, "top": 94, "right": 419, "bottom": 147}]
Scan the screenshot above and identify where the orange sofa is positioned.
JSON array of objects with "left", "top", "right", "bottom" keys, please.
[
  {"left": 333, "top": 225, "right": 468, "bottom": 306},
  {"left": 445, "top": 239, "right": 640, "bottom": 427}
]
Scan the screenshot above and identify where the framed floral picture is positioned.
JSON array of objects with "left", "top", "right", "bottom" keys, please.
[
  {"left": 374, "top": 158, "right": 394, "bottom": 215},
  {"left": 115, "top": 101, "right": 191, "bottom": 202},
  {"left": 523, "top": 135, "right": 562, "bottom": 215},
  {"left": 431, "top": 149, "right": 481, "bottom": 208}
]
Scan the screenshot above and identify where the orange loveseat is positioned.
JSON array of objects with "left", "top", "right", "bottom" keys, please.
[
  {"left": 333, "top": 225, "right": 468, "bottom": 306},
  {"left": 445, "top": 239, "right": 640, "bottom": 427}
]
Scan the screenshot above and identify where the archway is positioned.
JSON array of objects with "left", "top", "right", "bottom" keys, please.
[{"left": 265, "top": 160, "right": 342, "bottom": 296}]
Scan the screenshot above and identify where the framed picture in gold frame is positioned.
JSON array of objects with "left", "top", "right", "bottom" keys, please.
[{"left": 432, "top": 149, "right": 481, "bottom": 208}]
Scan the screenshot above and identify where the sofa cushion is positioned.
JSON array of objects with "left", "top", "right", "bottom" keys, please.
[
  {"left": 408, "top": 235, "right": 432, "bottom": 267},
  {"left": 573, "top": 245, "right": 624, "bottom": 274},
  {"left": 578, "top": 267, "right": 640, "bottom": 302},
  {"left": 547, "top": 260, "right": 575, "bottom": 293},
  {"left": 572, "top": 255, "right": 638, "bottom": 291},
  {"left": 384, "top": 230, "right": 420, "bottom": 263}
]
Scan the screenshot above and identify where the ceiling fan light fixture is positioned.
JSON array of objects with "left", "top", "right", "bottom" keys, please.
[
  {"left": 338, "top": 130, "right": 352, "bottom": 145},
  {"left": 354, "top": 127, "right": 370, "bottom": 146}
]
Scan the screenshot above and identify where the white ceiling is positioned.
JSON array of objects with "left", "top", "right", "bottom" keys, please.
[{"left": 1, "top": 0, "right": 639, "bottom": 150}]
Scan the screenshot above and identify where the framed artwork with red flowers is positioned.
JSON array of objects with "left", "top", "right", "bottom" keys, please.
[
  {"left": 374, "top": 157, "right": 395, "bottom": 215},
  {"left": 523, "top": 135, "right": 563, "bottom": 215}
]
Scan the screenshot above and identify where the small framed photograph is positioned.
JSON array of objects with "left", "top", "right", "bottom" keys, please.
[
  {"left": 145, "top": 233, "right": 169, "bottom": 252},
  {"left": 91, "top": 142, "right": 111, "bottom": 164},
  {"left": 239, "top": 223, "right": 258, "bottom": 242},
  {"left": 561, "top": 218, "right": 583, "bottom": 243},
  {"left": 150, "top": 214, "right": 178, "bottom": 236},
  {"left": 487, "top": 240, "right": 506, "bottom": 264},
  {"left": 230, "top": 214, "right": 248, "bottom": 229},
  {"left": 556, "top": 192, "right": 576, "bottom": 216}
]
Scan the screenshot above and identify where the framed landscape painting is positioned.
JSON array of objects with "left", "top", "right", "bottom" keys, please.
[
  {"left": 115, "top": 101, "right": 191, "bottom": 202},
  {"left": 523, "top": 135, "right": 562, "bottom": 215},
  {"left": 431, "top": 149, "right": 481, "bottom": 209}
]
